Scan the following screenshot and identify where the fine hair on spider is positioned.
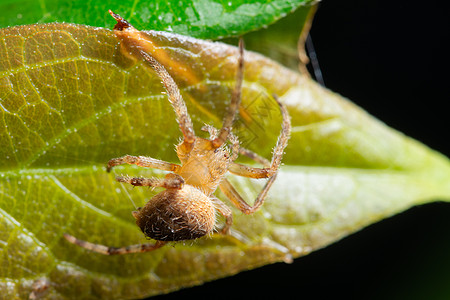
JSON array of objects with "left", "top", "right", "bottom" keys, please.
[{"left": 63, "top": 10, "right": 292, "bottom": 255}]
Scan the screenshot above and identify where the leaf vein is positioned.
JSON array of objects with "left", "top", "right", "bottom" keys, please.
[
  {"left": 49, "top": 175, "right": 138, "bottom": 231},
  {"left": 22, "top": 94, "right": 160, "bottom": 168}
]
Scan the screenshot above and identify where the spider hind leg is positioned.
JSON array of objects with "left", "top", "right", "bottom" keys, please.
[{"left": 63, "top": 234, "right": 166, "bottom": 255}]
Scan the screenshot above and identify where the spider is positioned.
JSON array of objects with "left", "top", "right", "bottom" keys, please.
[{"left": 63, "top": 11, "right": 291, "bottom": 255}]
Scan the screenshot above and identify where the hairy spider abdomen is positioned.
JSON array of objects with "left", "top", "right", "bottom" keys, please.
[{"left": 135, "top": 184, "right": 216, "bottom": 241}]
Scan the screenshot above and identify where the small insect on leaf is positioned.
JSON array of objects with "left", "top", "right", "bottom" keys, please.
[{"left": 64, "top": 11, "right": 291, "bottom": 255}]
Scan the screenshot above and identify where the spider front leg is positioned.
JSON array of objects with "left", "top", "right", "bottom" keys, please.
[
  {"left": 107, "top": 155, "right": 181, "bottom": 173},
  {"left": 137, "top": 49, "right": 196, "bottom": 150},
  {"left": 228, "top": 94, "right": 291, "bottom": 179},
  {"left": 222, "top": 95, "right": 291, "bottom": 215},
  {"left": 238, "top": 147, "right": 271, "bottom": 167},
  {"left": 116, "top": 173, "right": 184, "bottom": 189},
  {"left": 109, "top": 10, "right": 196, "bottom": 147},
  {"left": 63, "top": 234, "right": 166, "bottom": 255}
]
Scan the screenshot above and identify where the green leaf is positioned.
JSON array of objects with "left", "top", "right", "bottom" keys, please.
[
  {"left": 0, "top": 0, "right": 314, "bottom": 39},
  {"left": 225, "top": 4, "right": 315, "bottom": 69},
  {"left": 0, "top": 23, "right": 449, "bottom": 299}
]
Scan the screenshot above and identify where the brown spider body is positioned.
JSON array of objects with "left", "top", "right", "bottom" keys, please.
[
  {"left": 176, "top": 137, "right": 232, "bottom": 195},
  {"left": 136, "top": 138, "right": 233, "bottom": 241},
  {"left": 63, "top": 10, "right": 291, "bottom": 255},
  {"left": 136, "top": 184, "right": 216, "bottom": 241}
]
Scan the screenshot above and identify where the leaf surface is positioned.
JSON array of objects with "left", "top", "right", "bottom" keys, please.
[
  {"left": 0, "top": 0, "right": 314, "bottom": 40},
  {"left": 0, "top": 23, "right": 449, "bottom": 299}
]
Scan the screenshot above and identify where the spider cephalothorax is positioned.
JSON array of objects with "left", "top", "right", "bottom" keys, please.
[{"left": 64, "top": 10, "right": 291, "bottom": 255}]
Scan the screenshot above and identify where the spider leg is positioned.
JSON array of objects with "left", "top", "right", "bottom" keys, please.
[
  {"left": 212, "top": 39, "right": 245, "bottom": 148},
  {"left": 116, "top": 173, "right": 184, "bottom": 189},
  {"left": 202, "top": 124, "right": 240, "bottom": 161},
  {"left": 201, "top": 124, "right": 218, "bottom": 139},
  {"left": 106, "top": 155, "right": 180, "bottom": 173},
  {"left": 138, "top": 49, "right": 196, "bottom": 146},
  {"left": 219, "top": 95, "right": 289, "bottom": 214},
  {"left": 110, "top": 10, "right": 194, "bottom": 149},
  {"left": 64, "top": 234, "right": 166, "bottom": 255},
  {"left": 211, "top": 196, "right": 233, "bottom": 234},
  {"left": 203, "top": 123, "right": 269, "bottom": 166},
  {"left": 238, "top": 147, "right": 270, "bottom": 167},
  {"left": 203, "top": 123, "right": 270, "bottom": 167},
  {"left": 219, "top": 175, "right": 278, "bottom": 215},
  {"left": 228, "top": 94, "right": 291, "bottom": 178}
]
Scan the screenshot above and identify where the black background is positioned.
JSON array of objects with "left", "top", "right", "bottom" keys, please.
[{"left": 152, "top": 0, "right": 450, "bottom": 299}]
